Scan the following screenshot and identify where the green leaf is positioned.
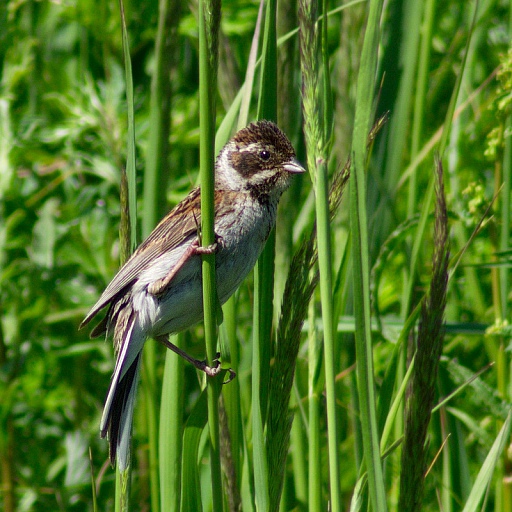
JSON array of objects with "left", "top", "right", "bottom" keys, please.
[{"left": 461, "top": 411, "right": 512, "bottom": 512}]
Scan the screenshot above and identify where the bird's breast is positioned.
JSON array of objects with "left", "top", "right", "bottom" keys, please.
[
  {"left": 135, "top": 196, "right": 277, "bottom": 336},
  {"left": 214, "top": 198, "right": 276, "bottom": 302}
]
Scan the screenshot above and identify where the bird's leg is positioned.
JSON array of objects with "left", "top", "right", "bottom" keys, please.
[
  {"left": 155, "top": 335, "right": 222, "bottom": 377},
  {"left": 147, "top": 239, "right": 219, "bottom": 296},
  {"left": 155, "top": 335, "right": 236, "bottom": 382}
]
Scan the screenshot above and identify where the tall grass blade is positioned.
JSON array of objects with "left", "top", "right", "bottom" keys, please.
[
  {"left": 349, "top": 0, "right": 387, "bottom": 509},
  {"left": 216, "top": 7, "right": 266, "bottom": 510},
  {"left": 239, "top": 0, "right": 265, "bottom": 129},
  {"left": 371, "top": 0, "right": 423, "bottom": 252},
  {"left": 461, "top": 411, "right": 512, "bottom": 512},
  {"left": 198, "top": 0, "right": 222, "bottom": 510},
  {"left": 438, "top": 1, "right": 479, "bottom": 158},
  {"left": 252, "top": 1, "right": 278, "bottom": 509},
  {"left": 142, "top": 0, "right": 179, "bottom": 237},
  {"left": 216, "top": 8, "right": 265, "bottom": 507},
  {"left": 116, "top": 0, "right": 138, "bottom": 508},
  {"left": 267, "top": 158, "right": 350, "bottom": 510},
  {"left": 146, "top": 4, "right": 181, "bottom": 511},
  {"left": 159, "top": 337, "right": 184, "bottom": 512},
  {"left": 181, "top": 390, "right": 208, "bottom": 512},
  {"left": 298, "top": 0, "right": 341, "bottom": 509},
  {"left": 118, "top": 0, "right": 137, "bottom": 256},
  {"left": 379, "top": 354, "right": 415, "bottom": 452},
  {"left": 407, "top": 0, "right": 435, "bottom": 219},
  {"left": 142, "top": 347, "right": 159, "bottom": 512},
  {"left": 500, "top": 105, "right": 512, "bottom": 321}
]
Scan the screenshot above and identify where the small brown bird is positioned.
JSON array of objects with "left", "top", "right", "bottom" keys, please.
[{"left": 81, "top": 120, "right": 305, "bottom": 469}]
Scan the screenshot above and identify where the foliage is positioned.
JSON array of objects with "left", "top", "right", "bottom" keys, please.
[{"left": 1, "top": 0, "right": 511, "bottom": 511}]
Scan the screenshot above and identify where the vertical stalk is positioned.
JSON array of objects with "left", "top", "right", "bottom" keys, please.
[
  {"left": 116, "top": 175, "right": 132, "bottom": 512},
  {"left": 497, "top": 7, "right": 512, "bottom": 510},
  {"left": 407, "top": 0, "right": 435, "bottom": 220},
  {"left": 118, "top": 0, "right": 138, "bottom": 258},
  {"left": 198, "top": 0, "right": 222, "bottom": 510},
  {"left": 142, "top": 347, "right": 159, "bottom": 512},
  {"left": 290, "top": 397, "right": 308, "bottom": 507},
  {"left": 308, "top": 395, "right": 322, "bottom": 511},
  {"left": 315, "top": 156, "right": 340, "bottom": 511},
  {"left": 500, "top": 130, "right": 511, "bottom": 322},
  {"left": 349, "top": 0, "right": 387, "bottom": 509},
  {"left": 252, "top": 1, "right": 278, "bottom": 509},
  {"left": 116, "top": 1, "right": 138, "bottom": 509},
  {"left": 254, "top": 0, "right": 278, "bottom": 419},
  {"left": 499, "top": 112, "right": 512, "bottom": 512},
  {"left": 372, "top": 0, "right": 422, "bottom": 253},
  {"left": 299, "top": 0, "right": 341, "bottom": 508},
  {"left": 143, "top": 0, "right": 178, "bottom": 236},
  {"left": 143, "top": 1, "right": 180, "bottom": 510},
  {"left": 308, "top": 299, "right": 323, "bottom": 511},
  {"left": 159, "top": 336, "right": 184, "bottom": 512}
]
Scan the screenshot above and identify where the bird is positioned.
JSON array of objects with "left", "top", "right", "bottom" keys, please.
[{"left": 80, "top": 120, "right": 305, "bottom": 470}]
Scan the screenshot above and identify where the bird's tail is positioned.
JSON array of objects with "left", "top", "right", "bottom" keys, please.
[{"left": 100, "top": 306, "right": 145, "bottom": 470}]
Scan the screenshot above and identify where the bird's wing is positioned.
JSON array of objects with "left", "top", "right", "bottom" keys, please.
[{"left": 80, "top": 187, "right": 204, "bottom": 328}]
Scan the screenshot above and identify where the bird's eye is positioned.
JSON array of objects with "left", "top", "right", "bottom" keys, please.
[{"left": 259, "top": 150, "right": 271, "bottom": 161}]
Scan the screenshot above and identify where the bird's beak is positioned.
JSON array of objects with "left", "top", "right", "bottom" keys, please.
[{"left": 283, "top": 158, "right": 306, "bottom": 174}]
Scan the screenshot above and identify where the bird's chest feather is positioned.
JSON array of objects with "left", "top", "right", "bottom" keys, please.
[
  {"left": 214, "top": 197, "right": 276, "bottom": 300},
  {"left": 134, "top": 196, "right": 276, "bottom": 334}
]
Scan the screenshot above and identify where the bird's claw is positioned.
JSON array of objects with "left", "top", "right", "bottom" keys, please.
[
  {"left": 198, "top": 355, "right": 221, "bottom": 377},
  {"left": 194, "top": 241, "right": 218, "bottom": 255},
  {"left": 194, "top": 234, "right": 224, "bottom": 255},
  {"left": 200, "top": 353, "right": 236, "bottom": 383}
]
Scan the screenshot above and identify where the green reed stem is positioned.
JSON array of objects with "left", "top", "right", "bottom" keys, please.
[
  {"left": 116, "top": 0, "right": 137, "bottom": 508},
  {"left": 198, "top": 0, "right": 222, "bottom": 510},
  {"left": 349, "top": 0, "right": 387, "bottom": 509},
  {"left": 159, "top": 336, "right": 184, "bottom": 511},
  {"left": 298, "top": 0, "right": 341, "bottom": 508},
  {"left": 408, "top": 0, "right": 435, "bottom": 220},
  {"left": 142, "top": 346, "right": 159, "bottom": 512},
  {"left": 252, "top": 1, "right": 278, "bottom": 509},
  {"left": 144, "top": 2, "right": 181, "bottom": 510}
]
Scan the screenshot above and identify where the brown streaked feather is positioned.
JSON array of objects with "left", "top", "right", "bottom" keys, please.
[
  {"left": 80, "top": 188, "right": 238, "bottom": 330},
  {"left": 80, "top": 188, "right": 202, "bottom": 329},
  {"left": 89, "top": 288, "right": 132, "bottom": 337}
]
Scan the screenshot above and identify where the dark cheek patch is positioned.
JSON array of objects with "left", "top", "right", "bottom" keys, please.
[{"left": 230, "top": 151, "right": 263, "bottom": 177}]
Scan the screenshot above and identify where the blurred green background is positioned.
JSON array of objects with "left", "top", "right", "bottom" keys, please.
[{"left": 1, "top": 0, "right": 512, "bottom": 510}]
